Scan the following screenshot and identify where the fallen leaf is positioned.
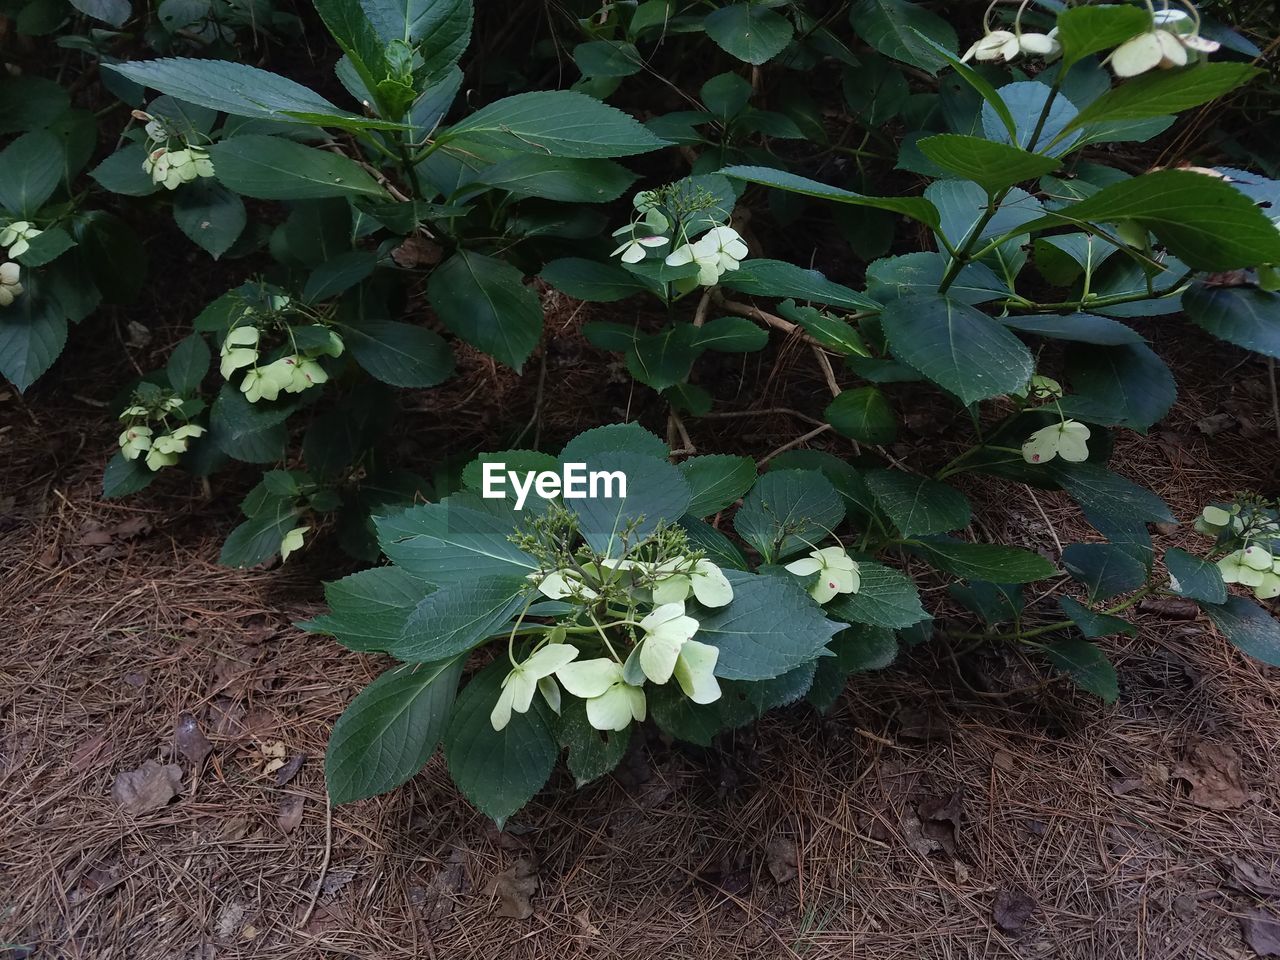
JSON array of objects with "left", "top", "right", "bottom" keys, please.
[
  {"left": 488, "top": 859, "right": 538, "bottom": 919},
  {"left": 1137, "top": 597, "right": 1199, "bottom": 620},
  {"left": 70, "top": 734, "right": 111, "bottom": 773},
  {"left": 919, "top": 789, "right": 964, "bottom": 855},
  {"left": 1174, "top": 741, "right": 1248, "bottom": 810},
  {"left": 175, "top": 713, "right": 212, "bottom": 764},
  {"left": 953, "top": 860, "right": 971, "bottom": 884},
  {"left": 275, "top": 753, "right": 305, "bottom": 786},
  {"left": 992, "top": 750, "right": 1017, "bottom": 773},
  {"left": 215, "top": 900, "right": 246, "bottom": 941},
  {"left": 574, "top": 908, "right": 601, "bottom": 937},
  {"left": 765, "top": 837, "right": 798, "bottom": 884},
  {"left": 112, "top": 760, "right": 182, "bottom": 814},
  {"left": 391, "top": 235, "right": 443, "bottom": 268},
  {"left": 1227, "top": 858, "right": 1280, "bottom": 899},
  {"left": 320, "top": 864, "right": 359, "bottom": 899},
  {"left": 1197, "top": 412, "right": 1237, "bottom": 436},
  {"left": 219, "top": 817, "right": 250, "bottom": 841},
  {"left": 993, "top": 886, "right": 1036, "bottom": 933},
  {"left": 78, "top": 528, "right": 113, "bottom": 547},
  {"left": 1242, "top": 909, "right": 1280, "bottom": 957},
  {"left": 277, "top": 796, "right": 304, "bottom": 834}
]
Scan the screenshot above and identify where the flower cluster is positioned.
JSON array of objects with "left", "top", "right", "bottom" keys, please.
[
  {"left": 608, "top": 188, "right": 749, "bottom": 288},
  {"left": 963, "top": 26, "right": 1059, "bottom": 63},
  {"left": 136, "top": 111, "right": 216, "bottom": 190},
  {"left": 492, "top": 550, "right": 734, "bottom": 733},
  {"left": 217, "top": 304, "right": 344, "bottom": 404},
  {"left": 1198, "top": 502, "right": 1280, "bottom": 600},
  {"left": 118, "top": 395, "right": 206, "bottom": 471},
  {"left": 1218, "top": 543, "right": 1280, "bottom": 600}
]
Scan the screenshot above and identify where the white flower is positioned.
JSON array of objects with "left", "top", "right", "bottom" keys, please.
[
  {"left": 1254, "top": 568, "right": 1280, "bottom": 601},
  {"left": 962, "top": 29, "right": 1021, "bottom": 63},
  {"left": 1110, "top": 11, "right": 1219, "bottom": 78},
  {"left": 145, "top": 447, "right": 180, "bottom": 471},
  {"left": 0, "top": 260, "right": 22, "bottom": 306},
  {"left": 1021, "top": 420, "right": 1091, "bottom": 464},
  {"left": 556, "top": 658, "right": 647, "bottom": 732},
  {"left": 490, "top": 643, "right": 580, "bottom": 731},
  {"left": 671, "top": 639, "right": 721, "bottom": 704},
  {"left": 1218, "top": 546, "right": 1273, "bottom": 587},
  {"left": 283, "top": 356, "right": 328, "bottom": 393},
  {"left": 1018, "top": 28, "right": 1060, "bottom": 58},
  {"left": 150, "top": 423, "right": 206, "bottom": 458},
  {"left": 0, "top": 221, "right": 42, "bottom": 259},
  {"left": 120, "top": 405, "right": 149, "bottom": 418},
  {"left": 651, "top": 558, "right": 734, "bottom": 607},
  {"left": 220, "top": 326, "right": 260, "bottom": 379},
  {"left": 665, "top": 226, "right": 748, "bottom": 287},
  {"left": 119, "top": 425, "right": 153, "bottom": 460},
  {"left": 536, "top": 569, "right": 599, "bottom": 601},
  {"left": 785, "top": 546, "right": 861, "bottom": 604},
  {"left": 611, "top": 232, "right": 669, "bottom": 264},
  {"left": 637, "top": 602, "right": 700, "bottom": 684},
  {"left": 240, "top": 364, "right": 292, "bottom": 403},
  {"left": 279, "top": 525, "right": 310, "bottom": 563},
  {"left": 188, "top": 146, "right": 215, "bottom": 179}
]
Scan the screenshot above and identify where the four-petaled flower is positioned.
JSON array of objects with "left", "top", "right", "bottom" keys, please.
[
  {"left": 556, "top": 658, "right": 647, "bottom": 732},
  {"left": 665, "top": 226, "right": 748, "bottom": 287},
  {"left": 1110, "top": 10, "right": 1219, "bottom": 78},
  {"left": 537, "top": 568, "right": 599, "bottom": 601},
  {"left": 1218, "top": 545, "right": 1273, "bottom": 587},
  {"left": 1, "top": 221, "right": 42, "bottom": 259},
  {"left": 785, "top": 547, "right": 861, "bottom": 604},
  {"left": 636, "top": 602, "right": 701, "bottom": 685},
  {"left": 651, "top": 558, "right": 734, "bottom": 607},
  {"left": 279, "top": 525, "right": 310, "bottom": 563},
  {"left": 1021, "top": 420, "right": 1090, "bottom": 464},
  {"left": 0, "top": 260, "right": 23, "bottom": 306},
  {"left": 144, "top": 146, "right": 216, "bottom": 190},
  {"left": 119, "top": 425, "right": 153, "bottom": 460},
  {"left": 490, "top": 643, "right": 580, "bottom": 731},
  {"left": 962, "top": 29, "right": 1021, "bottom": 62},
  {"left": 220, "top": 326, "right": 260, "bottom": 379}
]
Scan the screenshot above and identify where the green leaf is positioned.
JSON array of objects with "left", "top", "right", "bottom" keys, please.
[
  {"left": 70, "top": 0, "right": 131, "bottom": 26},
  {"left": 694, "top": 316, "right": 768, "bottom": 352},
  {"left": 444, "top": 658, "right": 559, "bottom": 826},
  {"left": 1165, "top": 547, "right": 1227, "bottom": 604},
  {"left": 1047, "top": 460, "right": 1175, "bottom": 525},
  {"left": 558, "top": 699, "right": 631, "bottom": 786},
  {"left": 1203, "top": 596, "right": 1280, "bottom": 667},
  {"left": 564, "top": 451, "right": 691, "bottom": 557},
  {"left": 807, "top": 624, "right": 899, "bottom": 712},
  {"left": 680, "top": 515, "right": 749, "bottom": 570},
  {"left": 734, "top": 469, "right": 844, "bottom": 563},
  {"left": 476, "top": 155, "right": 637, "bottom": 203},
  {"left": 1054, "top": 3, "right": 1152, "bottom": 68},
  {"left": 1000, "top": 312, "right": 1143, "bottom": 346},
  {"left": 105, "top": 58, "right": 407, "bottom": 130},
  {"left": 1062, "top": 542, "right": 1147, "bottom": 602},
  {"left": 326, "top": 659, "right": 464, "bottom": 805},
  {"left": 0, "top": 294, "right": 67, "bottom": 392},
  {"left": 1183, "top": 284, "right": 1280, "bottom": 359},
  {"left": 0, "top": 130, "right": 64, "bottom": 216},
  {"left": 851, "top": 0, "right": 957, "bottom": 74},
  {"left": 376, "top": 497, "right": 539, "bottom": 586},
  {"left": 1058, "top": 596, "right": 1137, "bottom": 639},
  {"left": 208, "top": 135, "right": 386, "bottom": 200},
  {"left": 918, "top": 134, "right": 1060, "bottom": 193},
  {"left": 694, "top": 570, "right": 842, "bottom": 680},
  {"left": 439, "top": 90, "right": 668, "bottom": 158},
  {"left": 703, "top": 4, "right": 794, "bottom": 65},
  {"left": 74, "top": 211, "right": 146, "bottom": 305},
  {"left": 304, "top": 566, "right": 430, "bottom": 652},
  {"left": 825, "top": 387, "right": 896, "bottom": 444},
  {"left": 313, "top": 0, "right": 389, "bottom": 113},
  {"left": 1058, "top": 342, "right": 1175, "bottom": 433},
  {"left": 219, "top": 498, "right": 301, "bottom": 567},
  {"left": 392, "top": 576, "right": 530, "bottom": 662},
  {"left": 574, "top": 39, "right": 644, "bottom": 77},
  {"left": 539, "top": 257, "right": 655, "bottom": 302},
  {"left": 91, "top": 145, "right": 159, "bottom": 197},
  {"left": 879, "top": 294, "right": 1034, "bottom": 405},
  {"left": 718, "top": 257, "right": 880, "bottom": 311},
  {"left": 342, "top": 319, "right": 454, "bottom": 388},
  {"left": 166, "top": 333, "right": 209, "bottom": 394},
  {"left": 777, "top": 300, "right": 869, "bottom": 355},
  {"left": 826, "top": 561, "right": 928, "bottom": 629},
  {"left": 362, "top": 0, "right": 471, "bottom": 63},
  {"left": 207, "top": 384, "right": 297, "bottom": 463},
  {"left": 172, "top": 179, "right": 247, "bottom": 258},
  {"left": 865, "top": 470, "right": 971, "bottom": 537},
  {"left": 949, "top": 581, "right": 1022, "bottom": 625},
  {"left": 304, "top": 251, "right": 377, "bottom": 302},
  {"left": 1059, "top": 63, "right": 1262, "bottom": 140},
  {"left": 560, "top": 422, "right": 668, "bottom": 462},
  {"left": 721, "top": 165, "right": 939, "bottom": 227},
  {"left": 427, "top": 250, "right": 542, "bottom": 370},
  {"left": 1027, "top": 170, "right": 1280, "bottom": 271},
  {"left": 908, "top": 29, "right": 1017, "bottom": 139},
  {"left": 679, "top": 454, "right": 756, "bottom": 517},
  {"left": 1044, "top": 638, "right": 1119, "bottom": 702},
  {"left": 866, "top": 252, "right": 1007, "bottom": 306},
  {"left": 102, "top": 450, "right": 156, "bottom": 499},
  {"left": 983, "top": 81, "right": 1081, "bottom": 155},
  {"left": 909, "top": 538, "right": 1057, "bottom": 583},
  {"left": 625, "top": 324, "right": 702, "bottom": 390}
]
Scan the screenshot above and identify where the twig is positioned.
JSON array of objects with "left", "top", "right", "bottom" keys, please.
[
  {"left": 1269, "top": 357, "right": 1280, "bottom": 444},
  {"left": 758, "top": 424, "right": 831, "bottom": 466},
  {"left": 296, "top": 793, "right": 333, "bottom": 930},
  {"left": 1024, "top": 484, "right": 1063, "bottom": 556},
  {"left": 812, "top": 345, "right": 840, "bottom": 399}
]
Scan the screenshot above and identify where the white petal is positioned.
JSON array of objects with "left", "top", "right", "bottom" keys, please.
[
  {"left": 639, "top": 632, "right": 684, "bottom": 685},
  {"left": 1022, "top": 424, "right": 1061, "bottom": 464},
  {"left": 490, "top": 683, "right": 517, "bottom": 731},
  {"left": 538, "top": 675, "right": 562, "bottom": 714},
  {"left": 640, "top": 602, "right": 687, "bottom": 631},
  {"left": 665, "top": 244, "right": 696, "bottom": 267},
  {"left": 652, "top": 574, "right": 692, "bottom": 606},
  {"left": 556, "top": 658, "right": 622, "bottom": 698},
  {"left": 626, "top": 685, "right": 647, "bottom": 722},
  {"left": 810, "top": 577, "right": 839, "bottom": 604},
  {"left": 785, "top": 556, "right": 823, "bottom": 576},
  {"left": 522, "top": 642, "right": 579, "bottom": 679},
  {"left": 673, "top": 640, "right": 721, "bottom": 704},
  {"left": 585, "top": 685, "right": 635, "bottom": 731},
  {"left": 1156, "top": 29, "right": 1188, "bottom": 67},
  {"left": 621, "top": 242, "right": 646, "bottom": 264},
  {"left": 690, "top": 561, "right": 733, "bottom": 607},
  {"left": 1111, "top": 33, "right": 1164, "bottom": 77}
]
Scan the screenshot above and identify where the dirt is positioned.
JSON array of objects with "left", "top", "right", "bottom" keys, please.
[{"left": 3, "top": 304, "right": 1280, "bottom": 960}]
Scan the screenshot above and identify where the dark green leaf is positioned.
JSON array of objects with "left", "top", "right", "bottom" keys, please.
[
  {"left": 1058, "top": 342, "right": 1176, "bottom": 433},
  {"left": 909, "top": 538, "right": 1057, "bottom": 583},
  {"left": 1062, "top": 542, "right": 1147, "bottom": 601},
  {"left": 918, "top": 134, "right": 1060, "bottom": 192},
  {"left": 1058, "top": 595, "right": 1137, "bottom": 639},
  {"left": 1165, "top": 547, "right": 1227, "bottom": 604},
  {"left": 102, "top": 450, "right": 156, "bottom": 498},
  {"left": 209, "top": 135, "right": 386, "bottom": 200},
  {"left": 376, "top": 496, "right": 539, "bottom": 586},
  {"left": 1054, "top": 4, "right": 1152, "bottom": 68},
  {"left": 1044, "top": 637, "right": 1118, "bottom": 702},
  {"left": 734, "top": 469, "right": 844, "bottom": 562},
  {"left": 851, "top": 0, "right": 957, "bottom": 74},
  {"left": 1203, "top": 596, "right": 1280, "bottom": 667},
  {"left": 679, "top": 454, "right": 757, "bottom": 516},
  {"left": 343, "top": 319, "right": 454, "bottom": 388},
  {"left": 558, "top": 699, "right": 631, "bottom": 786},
  {"left": 166, "top": 333, "right": 209, "bottom": 394},
  {"left": 304, "top": 567, "right": 430, "bottom": 652},
  {"left": 718, "top": 257, "right": 880, "bottom": 310},
  {"left": 1183, "top": 284, "right": 1280, "bottom": 359},
  {"left": 392, "top": 576, "right": 530, "bottom": 662},
  {"left": 564, "top": 451, "right": 691, "bottom": 557},
  {"left": 866, "top": 470, "right": 971, "bottom": 537},
  {"left": 0, "top": 130, "right": 64, "bottom": 216},
  {"left": 704, "top": 4, "right": 794, "bottom": 65},
  {"left": 428, "top": 250, "right": 542, "bottom": 370},
  {"left": 172, "top": 179, "right": 246, "bottom": 258},
  {"left": 1000, "top": 312, "right": 1143, "bottom": 346},
  {"left": 694, "top": 316, "right": 768, "bottom": 352},
  {"left": 825, "top": 387, "right": 896, "bottom": 444},
  {"left": 539, "top": 257, "right": 655, "bottom": 302},
  {"left": 826, "top": 561, "right": 928, "bottom": 629},
  {"left": 720, "top": 165, "right": 939, "bottom": 226}
]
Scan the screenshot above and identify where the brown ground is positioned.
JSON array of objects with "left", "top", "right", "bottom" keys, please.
[{"left": 3, "top": 304, "right": 1280, "bottom": 960}]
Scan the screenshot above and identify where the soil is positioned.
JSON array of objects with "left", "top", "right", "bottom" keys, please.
[{"left": 3, "top": 295, "right": 1280, "bottom": 960}]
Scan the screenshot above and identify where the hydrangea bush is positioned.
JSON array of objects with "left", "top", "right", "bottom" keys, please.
[{"left": 4, "top": 0, "right": 1280, "bottom": 819}]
